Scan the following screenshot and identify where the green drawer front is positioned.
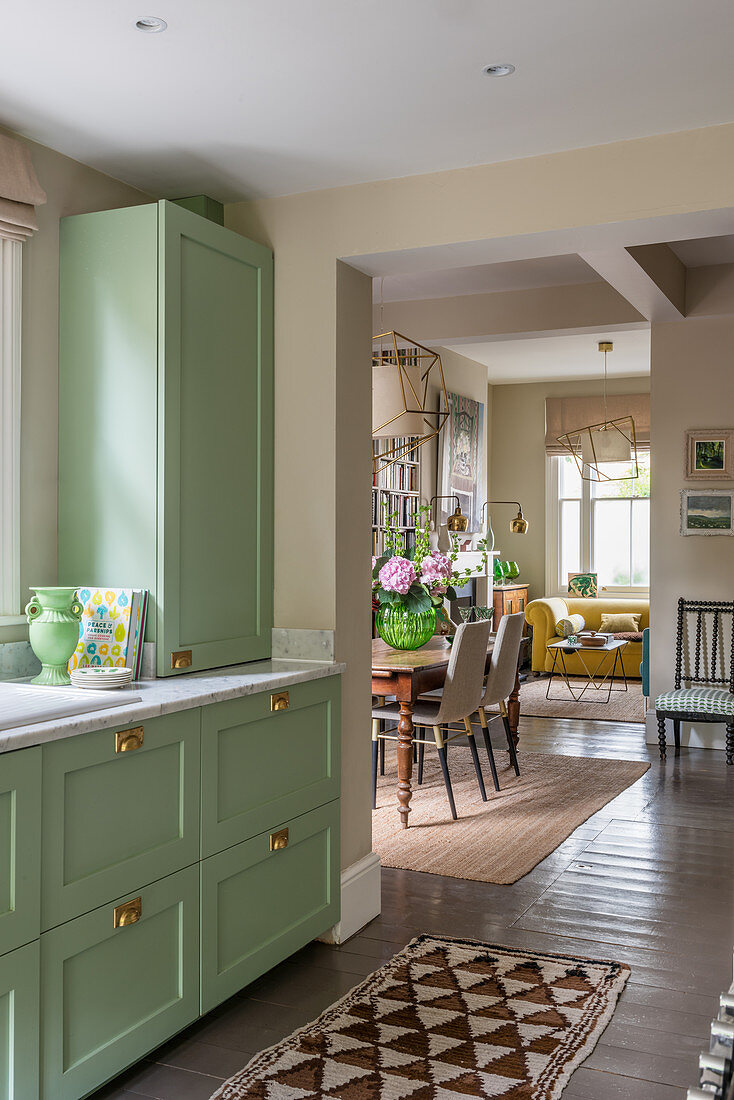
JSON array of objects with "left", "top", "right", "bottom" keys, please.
[
  {"left": 201, "top": 678, "right": 340, "bottom": 857},
  {"left": 40, "top": 865, "right": 199, "bottom": 1100},
  {"left": 0, "top": 941, "right": 40, "bottom": 1100},
  {"left": 201, "top": 799, "right": 340, "bottom": 1014},
  {"left": 41, "top": 711, "right": 201, "bottom": 930},
  {"left": 0, "top": 749, "right": 41, "bottom": 957}
]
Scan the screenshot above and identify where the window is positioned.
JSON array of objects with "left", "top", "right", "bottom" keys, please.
[
  {"left": 0, "top": 237, "right": 22, "bottom": 620},
  {"left": 547, "top": 451, "right": 650, "bottom": 595}
]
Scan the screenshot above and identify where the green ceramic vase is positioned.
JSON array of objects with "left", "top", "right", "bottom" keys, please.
[
  {"left": 25, "top": 586, "right": 83, "bottom": 686},
  {"left": 375, "top": 606, "right": 436, "bottom": 650}
]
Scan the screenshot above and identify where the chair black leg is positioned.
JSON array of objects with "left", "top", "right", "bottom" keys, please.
[
  {"left": 656, "top": 712, "right": 667, "bottom": 759},
  {"left": 478, "top": 708, "right": 500, "bottom": 792},
  {"left": 673, "top": 719, "right": 681, "bottom": 752},
  {"left": 463, "top": 719, "right": 487, "bottom": 801},
  {"left": 727, "top": 723, "right": 734, "bottom": 766},
  {"left": 417, "top": 741, "right": 425, "bottom": 785},
  {"left": 372, "top": 739, "right": 378, "bottom": 809},
  {"left": 379, "top": 736, "right": 385, "bottom": 776},
  {"left": 502, "top": 712, "right": 520, "bottom": 776},
  {"left": 413, "top": 741, "right": 418, "bottom": 763},
  {"left": 437, "top": 745, "right": 457, "bottom": 820}
]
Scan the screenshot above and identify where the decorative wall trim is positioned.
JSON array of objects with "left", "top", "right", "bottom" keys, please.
[
  {"left": 318, "top": 850, "right": 381, "bottom": 945},
  {"left": 272, "top": 628, "right": 335, "bottom": 661},
  {"left": 0, "top": 239, "right": 21, "bottom": 617}
]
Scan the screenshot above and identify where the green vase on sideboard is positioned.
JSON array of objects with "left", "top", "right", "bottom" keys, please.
[
  {"left": 375, "top": 606, "right": 436, "bottom": 650},
  {"left": 25, "top": 587, "right": 83, "bottom": 686}
]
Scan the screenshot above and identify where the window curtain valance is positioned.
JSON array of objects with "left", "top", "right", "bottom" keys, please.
[
  {"left": 545, "top": 393, "right": 650, "bottom": 455},
  {"left": 0, "top": 132, "right": 46, "bottom": 242}
]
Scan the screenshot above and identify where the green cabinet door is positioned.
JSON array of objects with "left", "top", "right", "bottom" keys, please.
[
  {"left": 201, "top": 679, "right": 341, "bottom": 857},
  {"left": 41, "top": 711, "right": 200, "bottom": 929},
  {"left": 200, "top": 800, "right": 340, "bottom": 1014},
  {"left": 0, "top": 941, "right": 40, "bottom": 1100},
  {"left": 0, "top": 748, "right": 41, "bottom": 956},
  {"left": 157, "top": 201, "right": 274, "bottom": 676},
  {"left": 40, "top": 865, "right": 199, "bottom": 1100}
]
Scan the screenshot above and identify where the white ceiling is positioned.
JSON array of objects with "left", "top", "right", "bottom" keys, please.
[
  {"left": 374, "top": 255, "right": 600, "bottom": 302},
  {"left": 3, "top": 1, "right": 734, "bottom": 200},
  {"left": 443, "top": 329, "right": 650, "bottom": 385},
  {"left": 670, "top": 235, "right": 734, "bottom": 267}
]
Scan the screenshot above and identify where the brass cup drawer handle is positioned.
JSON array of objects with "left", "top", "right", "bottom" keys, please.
[
  {"left": 171, "top": 649, "right": 192, "bottom": 670},
  {"left": 270, "top": 691, "right": 289, "bottom": 711},
  {"left": 113, "top": 897, "right": 142, "bottom": 928},
  {"left": 270, "top": 827, "right": 289, "bottom": 851},
  {"left": 115, "top": 726, "right": 144, "bottom": 753}
]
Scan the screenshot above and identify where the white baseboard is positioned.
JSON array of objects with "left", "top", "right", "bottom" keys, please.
[{"left": 319, "top": 851, "right": 381, "bottom": 945}]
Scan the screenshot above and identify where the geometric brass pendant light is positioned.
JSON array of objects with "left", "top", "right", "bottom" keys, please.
[
  {"left": 372, "top": 329, "right": 450, "bottom": 476},
  {"left": 557, "top": 341, "right": 639, "bottom": 483}
]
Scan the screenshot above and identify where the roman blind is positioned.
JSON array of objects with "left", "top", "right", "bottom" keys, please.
[
  {"left": 0, "top": 132, "right": 46, "bottom": 241},
  {"left": 545, "top": 393, "right": 650, "bottom": 455}
]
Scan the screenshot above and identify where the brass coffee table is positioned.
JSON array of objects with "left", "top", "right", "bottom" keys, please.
[{"left": 545, "top": 638, "right": 629, "bottom": 703}]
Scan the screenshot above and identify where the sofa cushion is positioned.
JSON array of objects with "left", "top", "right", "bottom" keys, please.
[
  {"left": 555, "top": 613, "right": 585, "bottom": 638},
  {"left": 613, "top": 631, "right": 644, "bottom": 643},
  {"left": 600, "top": 611, "right": 642, "bottom": 633}
]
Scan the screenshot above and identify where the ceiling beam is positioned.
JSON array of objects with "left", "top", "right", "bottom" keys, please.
[{"left": 579, "top": 243, "right": 686, "bottom": 320}]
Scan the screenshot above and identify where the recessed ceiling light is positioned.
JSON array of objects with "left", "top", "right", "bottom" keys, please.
[
  {"left": 483, "top": 63, "right": 515, "bottom": 77},
  {"left": 135, "top": 16, "right": 167, "bottom": 32}
]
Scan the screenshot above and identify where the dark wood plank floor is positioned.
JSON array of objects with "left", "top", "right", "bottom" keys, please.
[{"left": 93, "top": 715, "right": 734, "bottom": 1100}]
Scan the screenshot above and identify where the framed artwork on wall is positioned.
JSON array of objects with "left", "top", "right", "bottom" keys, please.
[
  {"left": 680, "top": 489, "right": 734, "bottom": 535},
  {"left": 437, "top": 390, "right": 485, "bottom": 532},
  {"left": 685, "top": 429, "right": 734, "bottom": 480}
]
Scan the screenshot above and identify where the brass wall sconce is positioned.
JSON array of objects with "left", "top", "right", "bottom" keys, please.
[
  {"left": 430, "top": 495, "right": 468, "bottom": 533},
  {"left": 481, "top": 501, "right": 529, "bottom": 551}
]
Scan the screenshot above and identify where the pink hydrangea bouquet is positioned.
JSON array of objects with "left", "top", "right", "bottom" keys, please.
[{"left": 372, "top": 504, "right": 488, "bottom": 616}]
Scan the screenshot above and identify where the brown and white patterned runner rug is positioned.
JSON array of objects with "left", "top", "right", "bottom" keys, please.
[{"left": 210, "top": 935, "right": 630, "bottom": 1100}]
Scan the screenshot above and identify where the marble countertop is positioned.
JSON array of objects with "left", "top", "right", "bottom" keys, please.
[{"left": 0, "top": 658, "right": 345, "bottom": 754}]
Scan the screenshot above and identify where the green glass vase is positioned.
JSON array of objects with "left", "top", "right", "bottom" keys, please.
[
  {"left": 375, "top": 605, "right": 436, "bottom": 650},
  {"left": 25, "top": 586, "right": 83, "bottom": 686}
]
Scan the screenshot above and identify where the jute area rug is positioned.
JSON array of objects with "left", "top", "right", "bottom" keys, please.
[
  {"left": 519, "top": 676, "right": 645, "bottom": 723},
  {"left": 210, "top": 934, "right": 630, "bottom": 1100},
  {"left": 372, "top": 748, "right": 649, "bottom": 884}
]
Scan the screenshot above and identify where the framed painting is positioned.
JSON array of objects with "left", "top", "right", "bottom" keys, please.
[
  {"left": 438, "top": 390, "right": 485, "bottom": 532},
  {"left": 680, "top": 489, "right": 734, "bottom": 535},
  {"left": 685, "top": 429, "right": 734, "bottom": 480}
]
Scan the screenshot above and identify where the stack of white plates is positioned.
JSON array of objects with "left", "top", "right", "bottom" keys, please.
[{"left": 69, "top": 667, "right": 134, "bottom": 690}]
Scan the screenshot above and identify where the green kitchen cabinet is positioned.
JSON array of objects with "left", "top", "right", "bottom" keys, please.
[
  {"left": 201, "top": 678, "right": 341, "bottom": 857},
  {"left": 40, "top": 865, "right": 200, "bottom": 1100},
  {"left": 41, "top": 711, "right": 200, "bottom": 930},
  {"left": 58, "top": 199, "right": 274, "bottom": 676},
  {"left": 0, "top": 748, "right": 41, "bottom": 957},
  {"left": 200, "top": 800, "right": 340, "bottom": 1014},
  {"left": 0, "top": 941, "right": 40, "bottom": 1100}
]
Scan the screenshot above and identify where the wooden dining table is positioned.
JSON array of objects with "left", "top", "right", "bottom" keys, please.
[{"left": 371, "top": 635, "right": 522, "bottom": 829}]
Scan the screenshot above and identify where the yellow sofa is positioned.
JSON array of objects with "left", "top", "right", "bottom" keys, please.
[{"left": 525, "top": 596, "right": 649, "bottom": 679}]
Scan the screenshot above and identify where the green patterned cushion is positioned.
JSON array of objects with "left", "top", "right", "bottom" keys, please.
[{"left": 655, "top": 688, "right": 734, "bottom": 715}]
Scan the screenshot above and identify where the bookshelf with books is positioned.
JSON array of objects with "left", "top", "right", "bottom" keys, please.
[{"left": 372, "top": 436, "right": 422, "bottom": 558}]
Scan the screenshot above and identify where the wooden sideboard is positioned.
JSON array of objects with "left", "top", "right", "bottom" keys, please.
[{"left": 493, "top": 583, "right": 530, "bottom": 633}]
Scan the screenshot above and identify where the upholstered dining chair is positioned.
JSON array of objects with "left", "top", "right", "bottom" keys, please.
[
  {"left": 473, "top": 611, "right": 525, "bottom": 791},
  {"left": 655, "top": 598, "right": 734, "bottom": 763},
  {"left": 371, "top": 620, "right": 491, "bottom": 820}
]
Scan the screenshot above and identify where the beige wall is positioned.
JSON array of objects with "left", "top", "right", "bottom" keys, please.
[
  {"left": 226, "top": 121, "right": 734, "bottom": 872},
  {"left": 490, "top": 377, "right": 651, "bottom": 600},
  {"left": 419, "top": 346, "right": 490, "bottom": 513},
  {"left": 650, "top": 315, "right": 734, "bottom": 749},
  {"left": 1, "top": 131, "right": 149, "bottom": 643}
]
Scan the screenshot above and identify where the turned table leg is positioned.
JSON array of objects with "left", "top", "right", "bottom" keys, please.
[
  {"left": 507, "top": 665, "right": 521, "bottom": 747},
  {"left": 396, "top": 701, "right": 415, "bottom": 829}
]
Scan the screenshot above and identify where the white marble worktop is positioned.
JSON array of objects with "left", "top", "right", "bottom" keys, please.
[{"left": 0, "top": 659, "right": 345, "bottom": 754}]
